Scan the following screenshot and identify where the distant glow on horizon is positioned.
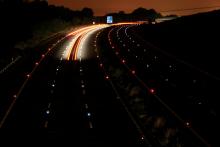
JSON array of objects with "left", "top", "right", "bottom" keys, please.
[{"left": 48, "top": 0, "right": 220, "bottom": 16}]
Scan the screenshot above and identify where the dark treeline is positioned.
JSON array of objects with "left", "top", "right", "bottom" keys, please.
[
  {"left": 96, "top": 7, "right": 161, "bottom": 23},
  {"left": 0, "top": 0, "right": 94, "bottom": 57},
  {"left": 0, "top": 1, "right": 162, "bottom": 60}
]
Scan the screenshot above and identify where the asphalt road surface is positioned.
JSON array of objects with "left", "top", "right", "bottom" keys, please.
[{"left": 0, "top": 24, "right": 218, "bottom": 147}]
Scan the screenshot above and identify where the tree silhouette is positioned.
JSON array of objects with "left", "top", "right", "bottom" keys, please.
[
  {"left": 0, "top": 1, "right": 163, "bottom": 57},
  {"left": 0, "top": 0, "right": 95, "bottom": 56},
  {"left": 131, "top": 7, "right": 161, "bottom": 22},
  {"left": 103, "top": 7, "right": 161, "bottom": 23},
  {"left": 82, "top": 7, "right": 94, "bottom": 18}
]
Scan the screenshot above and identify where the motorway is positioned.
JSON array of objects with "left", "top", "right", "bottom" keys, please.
[
  {"left": 0, "top": 24, "right": 147, "bottom": 146},
  {"left": 0, "top": 24, "right": 218, "bottom": 146}
]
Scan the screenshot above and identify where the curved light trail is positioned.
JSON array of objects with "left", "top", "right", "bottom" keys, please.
[{"left": 62, "top": 25, "right": 109, "bottom": 61}]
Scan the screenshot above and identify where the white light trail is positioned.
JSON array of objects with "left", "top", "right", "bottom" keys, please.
[{"left": 61, "top": 25, "right": 108, "bottom": 61}]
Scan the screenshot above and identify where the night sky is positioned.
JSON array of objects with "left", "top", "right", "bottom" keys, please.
[{"left": 48, "top": 0, "right": 220, "bottom": 16}]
